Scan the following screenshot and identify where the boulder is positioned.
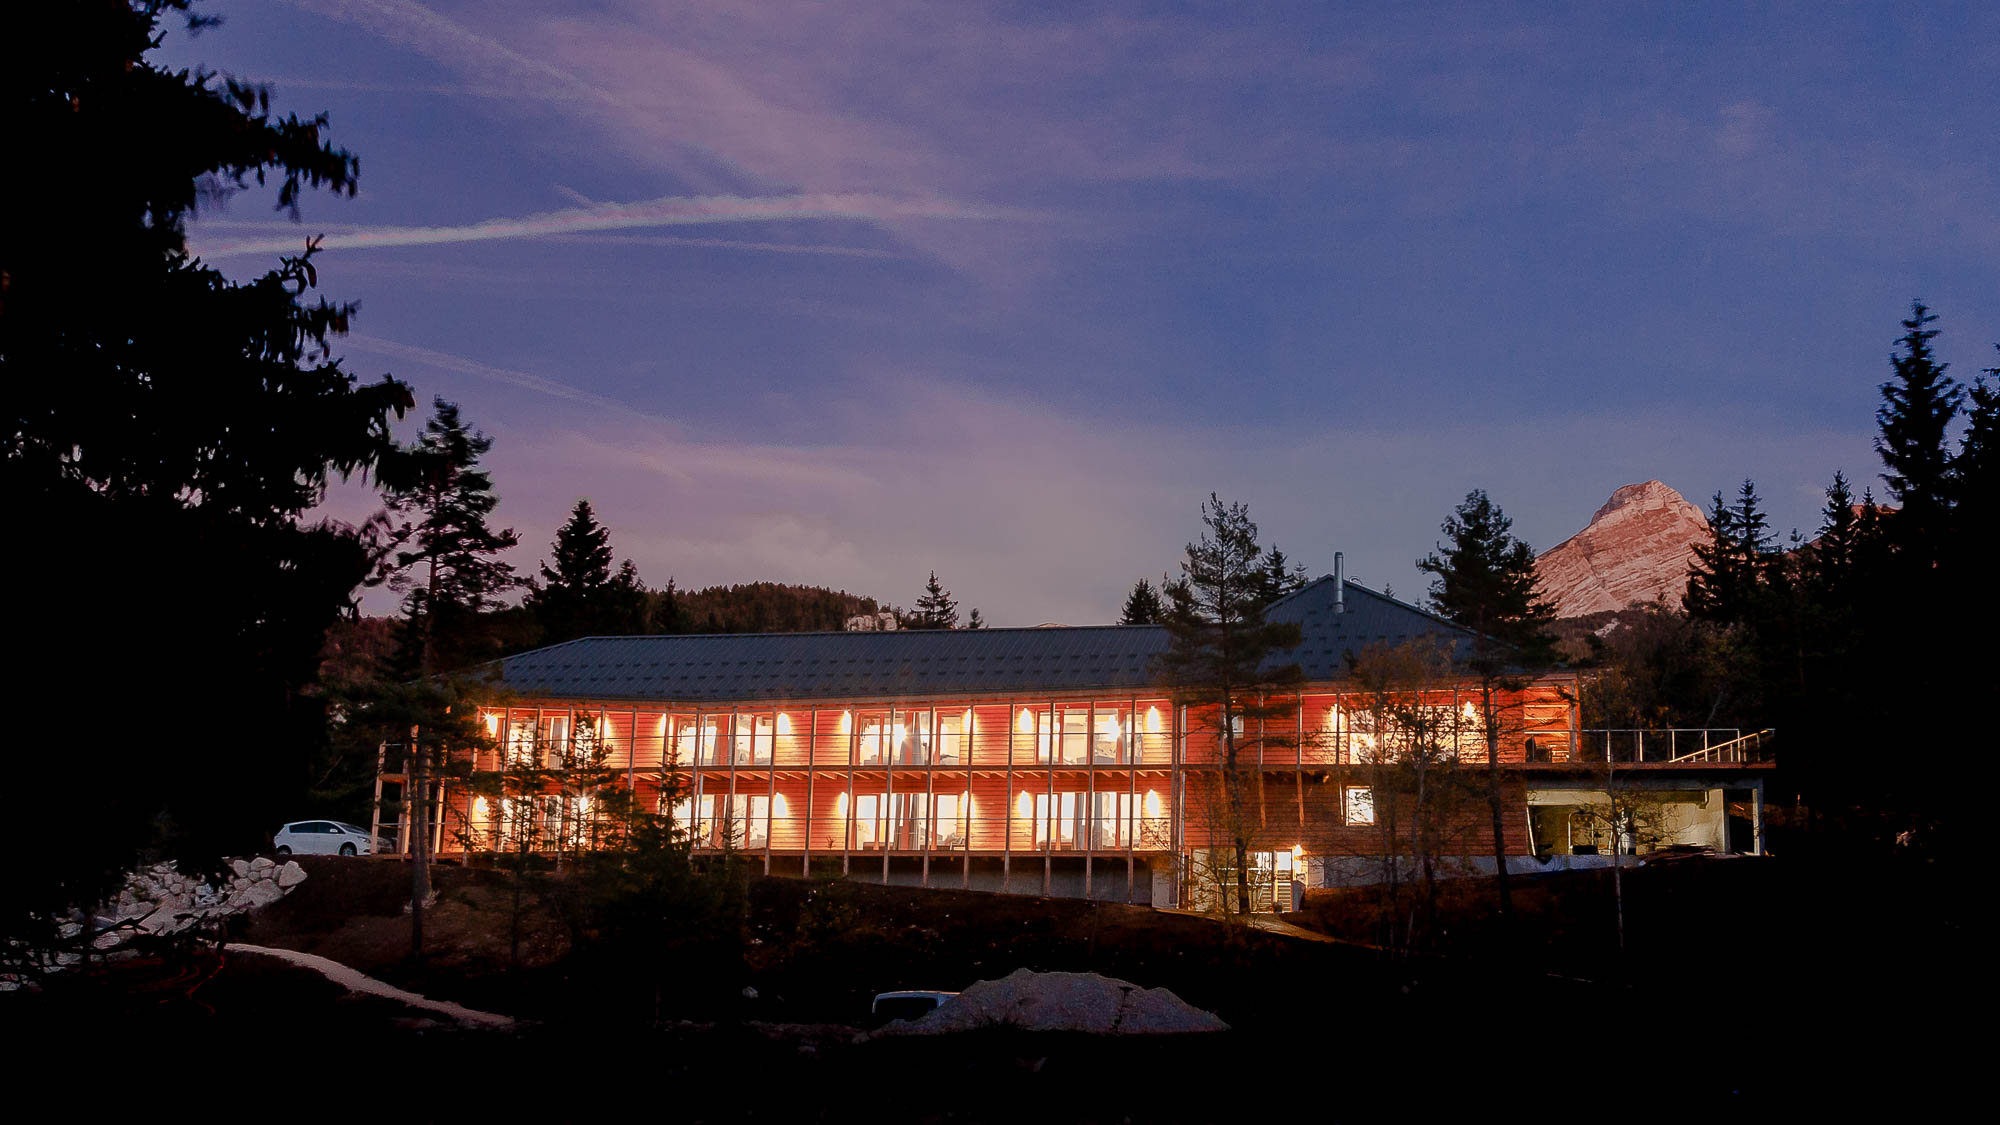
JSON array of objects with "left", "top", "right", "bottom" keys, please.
[
  {"left": 880, "top": 969, "right": 1227, "bottom": 1036},
  {"left": 249, "top": 857, "right": 275, "bottom": 873},
  {"left": 229, "top": 881, "right": 285, "bottom": 910},
  {"left": 275, "top": 861, "right": 307, "bottom": 889},
  {"left": 231, "top": 859, "right": 251, "bottom": 879}
]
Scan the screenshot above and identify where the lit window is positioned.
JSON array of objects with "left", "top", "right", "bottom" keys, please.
[{"left": 1343, "top": 786, "right": 1375, "bottom": 826}]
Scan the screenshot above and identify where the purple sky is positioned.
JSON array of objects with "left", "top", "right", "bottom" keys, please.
[{"left": 166, "top": 2, "right": 2000, "bottom": 624}]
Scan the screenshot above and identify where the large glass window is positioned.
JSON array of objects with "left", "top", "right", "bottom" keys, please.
[
  {"left": 1033, "top": 792, "right": 1080, "bottom": 848},
  {"left": 938, "top": 711, "right": 969, "bottom": 764},
  {"left": 935, "top": 792, "right": 967, "bottom": 848},
  {"left": 729, "top": 794, "right": 770, "bottom": 849},
  {"left": 674, "top": 717, "right": 718, "bottom": 767},
  {"left": 731, "top": 714, "right": 774, "bottom": 766}
]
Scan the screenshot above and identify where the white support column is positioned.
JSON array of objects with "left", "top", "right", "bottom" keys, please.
[
  {"left": 923, "top": 703, "right": 937, "bottom": 890},
  {"left": 882, "top": 707, "right": 895, "bottom": 885},
  {"left": 843, "top": 709, "right": 856, "bottom": 876},
  {"left": 1044, "top": 699, "right": 1055, "bottom": 897},
  {"left": 1003, "top": 698, "right": 1015, "bottom": 892},
  {"left": 963, "top": 705, "right": 975, "bottom": 890},
  {"left": 804, "top": 707, "right": 817, "bottom": 876},
  {"left": 1085, "top": 699, "right": 1095, "bottom": 900}
]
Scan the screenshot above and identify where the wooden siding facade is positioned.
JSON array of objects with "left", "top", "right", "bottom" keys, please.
[{"left": 384, "top": 675, "right": 1598, "bottom": 899}]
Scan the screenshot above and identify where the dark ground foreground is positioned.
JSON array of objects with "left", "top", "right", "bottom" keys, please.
[{"left": 4, "top": 853, "right": 1968, "bottom": 1117}]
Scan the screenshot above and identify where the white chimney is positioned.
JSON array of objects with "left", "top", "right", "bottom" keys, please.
[{"left": 1333, "top": 552, "right": 1345, "bottom": 614}]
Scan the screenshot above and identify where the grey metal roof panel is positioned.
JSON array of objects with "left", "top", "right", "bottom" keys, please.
[{"left": 488, "top": 578, "right": 1476, "bottom": 703}]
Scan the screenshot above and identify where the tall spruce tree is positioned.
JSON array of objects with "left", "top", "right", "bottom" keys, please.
[
  {"left": 1120, "top": 578, "right": 1166, "bottom": 625},
  {"left": 527, "top": 499, "right": 650, "bottom": 644},
  {"left": 1416, "top": 490, "right": 1555, "bottom": 925},
  {"left": 3, "top": 0, "right": 414, "bottom": 944},
  {"left": 1257, "top": 548, "right": 1310, "bottom": 606},
  {"left": 1955, "top": 356, "right": 1999, "bottom": 560},
  {"left": 388, "top": 399, "right": 522, "bottom": 672},
  {"left": 911, "top": 571, "right": 959, "bottom": 629},
  {"left": 1157, "top": 495, "right": 1304, "bottom": 915},
  {"left": 381, "top": 398, "right": 520, "bottom": 958},
  {"left": 1686, "top": 481, "right": 1780, "bottom": 627},
  {"left": 1876, "top": 301, "right": 1962, "bottom": 569}
]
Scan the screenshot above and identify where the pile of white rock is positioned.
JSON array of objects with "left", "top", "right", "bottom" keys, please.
[
  {"left": 2, "top": 857, "right": 310, "bottom": 990},
  {"left": 96, "top": 857, "right": 308, "bottom": 947},
  {"left": 877, "top": 969, "right": 1229, "bottom": 1036}
]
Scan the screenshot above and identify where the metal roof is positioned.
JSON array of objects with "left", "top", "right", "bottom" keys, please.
[{"left": 486, "top": 577, "right": 1477, "bottom": 704}]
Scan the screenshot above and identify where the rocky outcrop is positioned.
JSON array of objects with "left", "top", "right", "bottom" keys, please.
[
  {"left": 877, "top": 968, "right": 1228, "bottom": 1035},
  {"left": 1, "top": 858, "right": 308, "bottom": 989},
  {"left": 1535, "top": 481, "right": 1709, "bottom": 618}
]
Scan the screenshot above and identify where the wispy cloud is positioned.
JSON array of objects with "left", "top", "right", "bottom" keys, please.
[
  {"left": 541, "top": 234, "right": 902, "bottom": 259},
  {"left": 341, "top": 335, "right": 658, "bottom": 419},
  {"left": 285, "top": 0, "right": 619, "bottom": 109},
  {"left": 196, "top": 192, "right": 1023, "bottom": 258}
]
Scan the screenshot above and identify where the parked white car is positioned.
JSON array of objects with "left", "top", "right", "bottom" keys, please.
[
  {"left": 870, "top": 990, "right": 958, "bottom": 1026},
  {"left": 274, "top": 820, "right": 377, "bottom": 856}
]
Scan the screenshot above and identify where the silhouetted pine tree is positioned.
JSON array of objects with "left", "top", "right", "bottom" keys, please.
[
  {"left": 1416, "top": 489, "right": 1556, "bottom": 924},
  {"left": 387, "top": 399, "right": 522, "bottom": 675},
  {"left": 912, "top": 571, "right": 959, "bottom": 629},
  {"left": 3, "top": 0, "right": 416, "bottom": 940},
  {"left": 526, "top": 499, "right": 650, "bottom": 644},
  {"left": 1120, "top": 578, "right": 1165, "bottom": 624},
  {"left": 1685, "top": 481, "right": 1780, "bottom": 628},
  {"left": 1876, "top": 301, "right": 1962, "bottom": 570},
  {"left": 1257, "top": 548, "right": 1310, "bottom": 607},
  {"left": 1157, "top": 495, "right": 1303, "bottom": 915}
]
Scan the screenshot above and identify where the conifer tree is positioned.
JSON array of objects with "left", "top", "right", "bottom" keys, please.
[
  {"left": 1806, "top": 471, "right": 1860, "bottom": 606},
  {"left": 381, "top": 398, "right": 520, "bottom": 958},
  {"left": 1120, "top": 578, "right": 1165, "bottom": 625},
  {"left": 526, "top": 499, "right": 650, "bottom": 644},
  {"left": 1876, "top": 301, "right": 1962, "bottom": 567},
  {"left": 1257, "top": 548, "right": 1310, "bottom": 607},
  {"left": 912, "top": 571, "right": 959, "bottom": 629},
  {"left": 1157, "top": 495, "right": 1303, "bottom": 915},
  {"left": 1954, "top": 354, "right": 1999, "bottom": 557},
  {"left": 966, "top": 608, "right": 986, "bottom": 629},
  {"left": 1416, "top": 489, "right": 1555, "bottom": 925},
  {"left": 388, "top": 399, "right": 522, "bottom": 672},
  {"left": 4, "top": 0, "right": 415, "bottom": 941},
  {"left": 1685, "top": 481, "right": 1779, "bottom": 627}
]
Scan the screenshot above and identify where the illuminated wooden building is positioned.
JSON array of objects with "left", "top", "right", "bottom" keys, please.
[{"left": 377, "top": 571, "right": 1769, "bottom": 908}]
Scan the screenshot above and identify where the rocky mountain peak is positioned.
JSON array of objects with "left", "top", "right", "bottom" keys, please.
[{"left": 1535, "top": 481, "right": 1709, "bottom": 618}]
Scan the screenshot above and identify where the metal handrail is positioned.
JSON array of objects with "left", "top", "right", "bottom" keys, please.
[
  {"left": 1574, "top": 728, "right": 1771, "bottom": 763},
  {"left": 1668, "top": 728, "right": 1775, "bottom": 764}
]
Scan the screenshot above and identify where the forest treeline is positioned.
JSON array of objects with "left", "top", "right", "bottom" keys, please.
[{"left": 1574, "top": 302, "right": 1995, "bottom": 849}]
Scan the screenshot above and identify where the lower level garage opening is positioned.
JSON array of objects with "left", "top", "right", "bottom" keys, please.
[{"left": 1526, "top": 786, "right": 1761, "bottom": 857}]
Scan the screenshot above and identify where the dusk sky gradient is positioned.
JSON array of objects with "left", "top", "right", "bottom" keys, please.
[{"left": 163, "top": 1, "right": 2000, "bottom": 624}]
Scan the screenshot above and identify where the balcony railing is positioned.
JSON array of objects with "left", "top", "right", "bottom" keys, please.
[{"left": 1575, "top": 728, "right": 1775, "bottom": 764}]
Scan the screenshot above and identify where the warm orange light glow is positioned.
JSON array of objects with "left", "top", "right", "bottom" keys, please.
[
  {"left": 473, "top": 797, "right": 489, "bottom": 820},
  {"left": 1145, "top": 789, "right": 1162, "bottom": 818},
  {"left": 776, "top": 712, "right": 792, "bottom": 735},
  {"left": 839, "top": 710, "right": 853, "bottom": 734},
  {"left": 483, "top": 712, "right": 499, "bottom": 735},
  {"left": 1015, "top": 791, "right": 1033, "bottom": 818},
  {"left": 1145, "top": 706, "right": 1162, "bottom": 734},
  {"left": 773, "top": 794, "right": 790, "bottom": 819},
  {"left": 1017, "top": 708, "right": 1034, "bottom": 733}
]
